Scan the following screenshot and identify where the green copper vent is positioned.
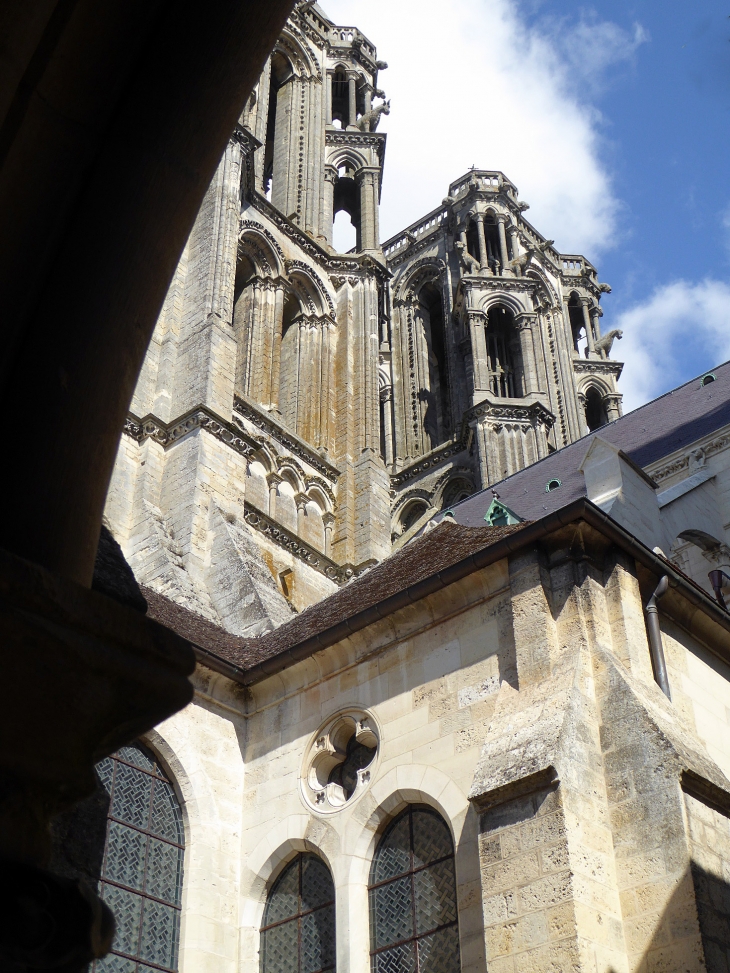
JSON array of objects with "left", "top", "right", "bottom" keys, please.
[{"left": 484, "top": 498, "right": 522, "bottom": 527}]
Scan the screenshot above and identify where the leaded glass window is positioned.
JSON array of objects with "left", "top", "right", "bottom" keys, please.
[
  {"left": 92, "top": 743, "right": 184, "bottom": 973},
  {"left": 369, "top": 806, "right": 460, "bottom": 973},
  {"left": 260, "top": 854, "right": 336, "bottom": 973}
]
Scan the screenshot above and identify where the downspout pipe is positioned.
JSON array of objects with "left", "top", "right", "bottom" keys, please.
[{"left": 646, "top": 575, "right": 671, "bottom": 699}]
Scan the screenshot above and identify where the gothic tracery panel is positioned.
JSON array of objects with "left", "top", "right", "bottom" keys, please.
[
  {"left": 93, "top": 744, "right": 184, "bottom": 973},
  {"left": 369, "top": 806, "right": 460, "bottom": 973}
]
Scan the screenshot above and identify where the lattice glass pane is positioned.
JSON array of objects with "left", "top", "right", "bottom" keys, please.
[
  {"left": 411, "top": 810, "right": 452, "bottom": 869},
  {"left": 414, "top": 859, "right": 457, "bottom": 936},
  {"left": 302, "top": 856, "right": 334, "bottom": 912},
  {"left": 371, "top": 941, "right": 416, "bottom": 973},
  {"left": 146, "top": 836, "right": 182, "bottom": 905},
  {"left": 417, "top": 924, "right": 460, "bottom": 973},
  {"left": 149, "top": 778, "right": 182, "bottom": 843},
  {"left": 102, "top": 882, "right": 142, "bottom": 958},
  {"left": 301, "top": 905, "right": 336, "bottom": 973},
  {"left": 118, "top": 745, "right": 157, "bottom": 772},
  {"left": 103, "top": 821, "right": 147, "bottom": 891},
  {"left": 371, "top": 813, "right": 411, "bottom": 884},
  {"left": 262, "top": 918, "right": 299, "bottom": 973},
  {"left": 370, "top": 876, "right": 413, "bottom": 950},
  {"left": 265, "top": 860, "right": 300, "bottom": 926},
  {"left": 112, "top": 761, "right": 153, "bottom": 829},
  {"left": 140, "top": 898, "right": 179, "bottom": 969},
  {"left": 97, "top": 757, "right": 114, "bottom": 794},
  {"left": 94, "top": 951, "right": 136, "bottom": 972}
]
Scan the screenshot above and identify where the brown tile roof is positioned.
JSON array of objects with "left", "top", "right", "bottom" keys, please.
[{"left": 143, "top": 521, "right": 528, "bottom": 683}]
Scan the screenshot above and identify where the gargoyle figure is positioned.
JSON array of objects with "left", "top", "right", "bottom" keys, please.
[
  {"left": 510, "top": 247, "right": 537, "bottom": 276},
  {"left": 518, "top": 201, "right": 530, "bottom": 212},
  {"left": 537, "top": 239, "right": 554, "bottom": 253},
  {"left": 594, "top": 328, "right": 623, "bottom": 359},
  {"left": 442, "top": 196, "right": 456, "bottom": 206},
  {"left": 455, "top": 241, "right": 480, "bottom": 275},
  {"left": 357, "top": 100, "right": 390, "bottom": 132},
  {"left": 598, "top": 282, "right": 612, "bottom": 294},
  {"left": 376, "top": 60, "right": 389, "bottom": 70}
]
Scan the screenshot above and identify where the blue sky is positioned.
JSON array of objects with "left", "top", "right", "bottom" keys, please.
[{"left": 328, "top": 0, "right": 730, "bottom": 411}]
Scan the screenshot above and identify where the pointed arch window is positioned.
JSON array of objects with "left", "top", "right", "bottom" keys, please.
[
  {"left": 260, "top": 854, "right": 336, "bottom": 973},
  {"left": 93, "top": 743, "right": 184, "bottom": 973},
  {"left": 485, "top": 305, "right": 517, "bottom": 398},
  {"left": 369, "top": 806, "right": 460, "bottom": 973}
]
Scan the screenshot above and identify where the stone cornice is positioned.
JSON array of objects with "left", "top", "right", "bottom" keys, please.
[
  {"left": 124, "top": 407, "right": 261, "bottom": 457},
  {"left": 466, "top": 397, "right": 556, "bottom": 427},
  {"left": 233, "top": 395, "right": 341, "bottom": 480},
  {"left": 243, "top": 502, "right": 350, "bottom": 585},
  {"left": 647, "top": 426, "right": 730, "bottom": 484},
  {"left": 572, "top": 360, "right": 624, "bottom": 378},
  {"left": 325, "top": 130, "right": 386, "bottom": 165}
]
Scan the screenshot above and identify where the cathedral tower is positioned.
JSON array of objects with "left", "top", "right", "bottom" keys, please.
[{"left": 105, "top": 1, "right": 624, "bottom": 631}]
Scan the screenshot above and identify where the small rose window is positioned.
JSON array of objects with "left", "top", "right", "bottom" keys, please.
[{"left": 302, "top": 711, "right": 379, "bottom": 813}]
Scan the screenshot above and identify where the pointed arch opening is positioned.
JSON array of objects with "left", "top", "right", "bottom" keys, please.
[
  {"left": 92, "top": 743, "right": 184, "bottom": 973},
  {"left": 568, "top": 292, "right": 586, "bottom": 354},
  {"left": 368, "top": 805, "right": 460, "bottom": 973},
  {"left": 279, "top": 291, "right": 302, "bottom": 430},
  {"left": 584, "top": 385, "right": 607, "bottom": 431},
  {"left": 260, "top": 853, "right": 336, "bottom": 973},
  {"left": 332, "top": 162, "right": 361, "bottom": 253},
  {"left": 416, "top": 281, "right": 451, "bottom": 448},
  {"left": 264, "top": 52, "right": 295, "bottom": 202},
  {"left": 485, "top": 304, "right": 520, "bottom": 398},
  {"left": 332, "top": 68, "right": 350, "bottom": 128}
]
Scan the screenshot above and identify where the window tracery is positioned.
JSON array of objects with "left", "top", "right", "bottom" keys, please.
[
  {"left": 368, "top": 806, "right": 460, "bottom": 973},
  {"left": 93, "top": 744, "right": 184, "bottom": 973}
]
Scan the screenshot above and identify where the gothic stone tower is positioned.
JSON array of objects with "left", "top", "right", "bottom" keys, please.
[
  {"left": 105, "top": 2, "right": 624, "bottom": 630},
  {"left": 382, "top": 171, "right": 623, "bottom": 543}
]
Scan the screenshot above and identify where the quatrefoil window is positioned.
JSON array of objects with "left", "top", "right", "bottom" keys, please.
[{"left": 302, "top": 711, "right": 379, "bottom": 813}]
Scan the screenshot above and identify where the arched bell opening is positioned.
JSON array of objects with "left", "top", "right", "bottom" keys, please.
[
  {"left": 263, "top": 52, "right": 295, "bottom": 201},
  {"left": 568, "top": 292, "right": 586, "bottom": 355},
  {"left": 483, "top": 213, "right": 502, "bottom": 272},
  {"left": 416, "top": 282, "right": 451, "bottom": 448},
  {"left": 332, "top": 165, "right": 361, "bottom": 253},
  {"left": 485, "top": 305, "right": 520, "bottom": 398},
  {"left": 331, "top": 68, "right": 350, "bottom": 128},
  {"left": 584, "top": 385, "right": 608, "bottom": 432}
]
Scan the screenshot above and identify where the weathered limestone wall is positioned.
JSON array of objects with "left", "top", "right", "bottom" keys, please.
[{"left": 132, "top": 528, "right": 730, "bottom": 973}]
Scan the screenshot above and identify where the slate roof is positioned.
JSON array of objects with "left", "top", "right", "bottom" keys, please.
[
  {"left": 143, "top": 521, "right": 527, "bottom": 682},
  {"left": 446, "top": 361, "right": 730, "bottom": 528}
]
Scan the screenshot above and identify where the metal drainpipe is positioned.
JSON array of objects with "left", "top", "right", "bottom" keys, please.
[{"left": 645, "top": 575, "right": 671, "bottom": 699}]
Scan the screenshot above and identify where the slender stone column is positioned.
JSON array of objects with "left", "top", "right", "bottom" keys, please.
[
  {"left": 347, "top": 73, "right": 358, "bottom": 127},
  {"left": 604, "top": 394, "right": 622, "bottom": 422},
  {"left": 380, "top": 386, "right": 394, "bottom": 466},
  {"left": 323, "top": 167, "right": 337, "bottom": 247},
  {"left": 497, "top": 214, "right": 510, "bottom": 273},
  {"left": 581, "top": 297, "right": 596, "bottom": 355},
  {"left": 295, "top": 492, "right": 309, "bottom": 535},
  {"left": 468, "top": 310, "right": 489, "bottom": 394},
  {"left": 363, "top": 84, "right": 373, "bottom": 116},
  {"left": 515, "top": 313, "right": 539, "bottom": 395},
  {"left": 359, "top": 171, "right": 377, "bottom": 250},
  {"left": 266, "top": 472, "right": 282, "bottom": 518},
  {"left": 508, "top": 224, "right": 521, "bottom": 261},
  {"left": 474, "top": 214, "right": 488, "bottom": 270},
  {"left": 269, "top": 282, "right": 285, "bottom": 412},
  {"left": 322, "top": 512, "right": 335, "bottom": 557},
  {"left": 326, "top": 71, "right": 333, "bottom": 125},
  {"left": 591, "top": 306, "right": 602, "bottom": 342}
]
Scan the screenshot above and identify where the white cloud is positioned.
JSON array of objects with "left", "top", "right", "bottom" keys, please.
[
  {"left": 326, "top": 0, "right": 646, "bottom": 255},
  {"left": 615, "top": 280, "right": 730, "bottom": 412}
]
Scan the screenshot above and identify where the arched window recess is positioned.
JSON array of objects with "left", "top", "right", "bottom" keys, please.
[
  {"left": 484, "top": 304, "right": 522, "bottom": 398},
  {"left": 368, "top": 805, "right": 460, "bottom": 973},
  {"left": 584, "top": 385, "right": 608, "bottom": 432},
  {"left": 92, "top": 743, "right": 184, "bottom": 973},
  {"left": 260, "top": 854, "right": 336, "bottom": 973}
]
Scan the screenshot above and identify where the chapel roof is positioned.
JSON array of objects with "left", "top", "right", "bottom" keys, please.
[{"left": 444, "top": 360, "right": 730, "bottom": 527}]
